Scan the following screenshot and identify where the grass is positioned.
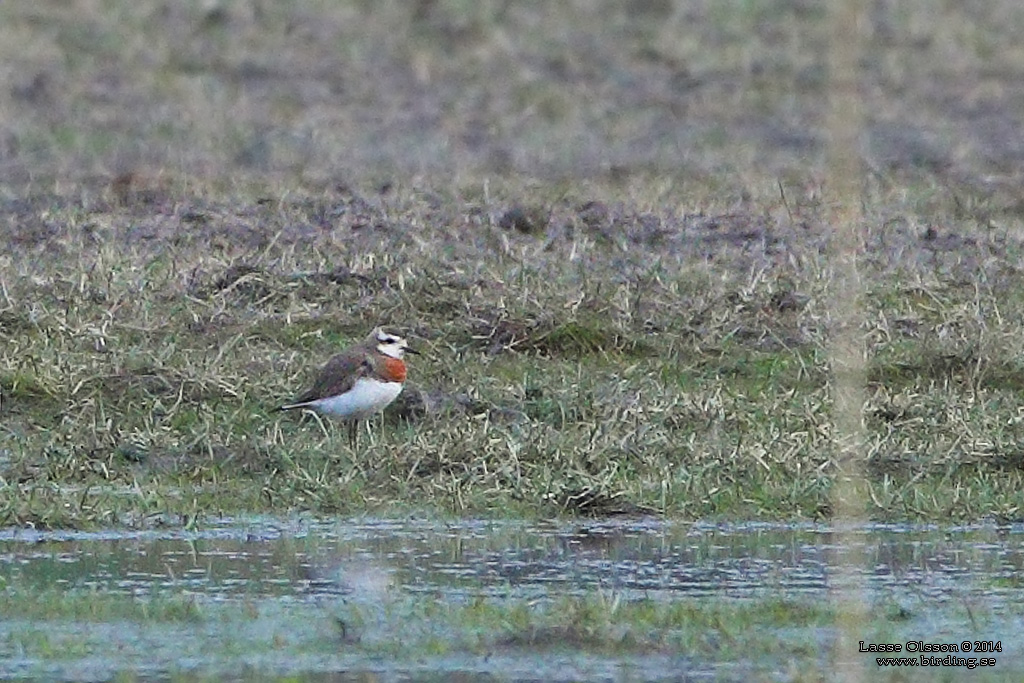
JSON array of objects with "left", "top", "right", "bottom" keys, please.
[
  {"left": 1, "top": 1, "right": 1024, "bottom": 527},
  {"left": 0, "top": 586, "right": 203, "bottom": 623},
  {"left": 2, "top": 184, "right": 1024, "bottom": 527},
  {"left": 1, "top": 581, "right": 1017, "bottom": 680},
  {"left": 451, "top": 593, "right": 834, "bottom": 654}
]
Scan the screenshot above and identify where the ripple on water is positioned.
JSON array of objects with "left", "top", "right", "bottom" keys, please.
[
  {"left": 3, "top": 519, "right": 1024, "bottom": 680},
  {"left": 2, "top": 519, "right": 1024, "bottom": 603}
]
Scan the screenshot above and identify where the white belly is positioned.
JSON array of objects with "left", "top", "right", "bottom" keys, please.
[{"left": 310, "top": 379, "right": 403, "bottom": 419}]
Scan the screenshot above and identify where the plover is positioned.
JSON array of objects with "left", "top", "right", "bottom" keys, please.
[{"left": 278, "top": 328, "right": 418, "bottom": 445}]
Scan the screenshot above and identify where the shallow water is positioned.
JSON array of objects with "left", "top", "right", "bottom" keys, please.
[{"left": 2, "top": 518, "right": 1023, "bottom": 681}]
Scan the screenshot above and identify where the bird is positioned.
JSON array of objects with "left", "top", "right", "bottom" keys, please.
[{"left": 278, "top": 328, "right": 419, "bottom": 446}]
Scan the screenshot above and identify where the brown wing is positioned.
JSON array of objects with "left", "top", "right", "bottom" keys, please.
[{"left": 282, "top": 350, "right": 374, "bottom": 407}]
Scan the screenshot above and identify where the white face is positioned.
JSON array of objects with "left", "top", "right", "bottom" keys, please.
[{"left": 376, "top": 331, "right": 409, "bottom": 359}]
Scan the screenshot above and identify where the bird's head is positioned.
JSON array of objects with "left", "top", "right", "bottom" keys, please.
[{"left": 372, "top": 328, "right": 418, "bottom": 359}]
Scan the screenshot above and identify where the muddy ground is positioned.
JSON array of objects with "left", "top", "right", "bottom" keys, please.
[{"left": 1, "top": 1, "right": 1021, "bottom": 242}]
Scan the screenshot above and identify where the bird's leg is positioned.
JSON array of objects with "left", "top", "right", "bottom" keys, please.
[{"left": 347, "top": 420, "right": 358, "bottom": 449}]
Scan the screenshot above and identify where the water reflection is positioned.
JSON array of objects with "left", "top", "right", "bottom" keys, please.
[{"left": 1, "top": 519, "right": 1022, "bottom": 608}]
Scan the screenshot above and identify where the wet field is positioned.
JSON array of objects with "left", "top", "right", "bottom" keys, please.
[
  {"left": 2, "top": 519, "right": 1022, "bottom": 681},
  {"left": 3, "top": 3, "right": 1024, "bottom": 681}
]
